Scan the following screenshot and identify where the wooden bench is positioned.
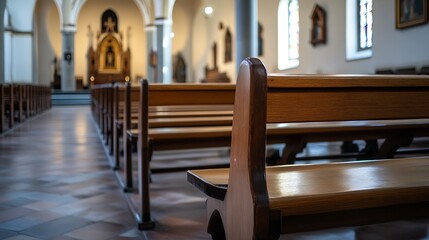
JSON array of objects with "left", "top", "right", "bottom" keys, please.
[
  {"left": 120, "top": 81, "right": 234, "bottom": 229},
  {"left": 110, "top": 83, "right": 233, "bottom": 170},
  {"left": 128, "top": 78, "right": 429, "bottom": 230},
  {"left": 1, "top": 84, "right": 51, "bottom": 134},
  {"left": 1, "top": 84, "right": 14, "bottom": 132},
  {"left": 187, "top": 58, "right": 429, "bottom": 239}
]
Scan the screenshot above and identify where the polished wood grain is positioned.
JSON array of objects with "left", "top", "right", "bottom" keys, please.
[
  {"left": 148, "top": 116, "right": 233, "bottom": 128},
  {"left": 148, "top": 110, "right": 233, "bottom": 118},
  {"left": 268, "top": 74, "right": 429, "bottom": 88},
  {"left": 187, "top": 58, "right": 429, "bottom": 239},
  {"left": 189, "top": 156, "right": 429, "bottom": 213}
]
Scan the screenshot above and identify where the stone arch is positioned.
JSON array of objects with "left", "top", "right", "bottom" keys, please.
[{"left": 73, "top": 0, "right": 152, "bottom": 30}]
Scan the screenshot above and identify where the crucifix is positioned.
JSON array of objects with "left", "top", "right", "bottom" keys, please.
[{"left": 104, "top": 17, "right": 116, "bottom": 32}]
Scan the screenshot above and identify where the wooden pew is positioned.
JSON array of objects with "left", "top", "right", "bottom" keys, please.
[
  {"left": 115, "top": 82, "right": 234, "bottom": 170},
  {"left": 108, "top": 82, "right": 233, "bottom": 169},
  {"left": 187, "top": 58, "right": 429, "bottom": 239},
  {"left": 113, "top": 83, "right": 139, "bottom": 169},
  {"left": 0, "top": 84, "right": 51, "bottom": 134},
  {"left": 129, "top": 77, "right": 429, "bottom": 230},
  {"left": 121, "top": 81, "right": 234, "bottom": 229},
  {"left": 91, "top": 82, "right": 140, "bottom": 158},
  {"left": 3, "top": 84, "right": 14, "bottom": 129},
  {"left": 91, "top": 83, "right": 114, "bottom": 143},
  {"left": 13, "top": 85, "right": 24, "bottom": 123},
  {"left": 0, "top": 84, "right": 5, "bottom": 133}
]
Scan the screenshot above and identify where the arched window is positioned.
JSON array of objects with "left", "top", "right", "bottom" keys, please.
[
  {"left": 346, "top": 0, "right": 373, "bottom": 60},
  {"left": 278, "top": 0, "right": 299, "bottom": 70},
  {"left": 358, "top": 0, "right": 373, "bottom": 50}
]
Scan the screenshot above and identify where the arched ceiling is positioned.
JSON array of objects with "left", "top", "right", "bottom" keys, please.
[
  {"left": 63, "top": 0, "right": 176, "bottom": 29},
  {"left": 6, "top": 0, "right": 177, "bottom": 32}
]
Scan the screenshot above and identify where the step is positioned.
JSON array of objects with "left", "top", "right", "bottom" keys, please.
[{"left": 51, "top": 90, "right": 91, "bottom": 105}]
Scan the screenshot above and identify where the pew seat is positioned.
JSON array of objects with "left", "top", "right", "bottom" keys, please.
[{"left": 188, "top": 156, "right": 429, "bottom": 233}]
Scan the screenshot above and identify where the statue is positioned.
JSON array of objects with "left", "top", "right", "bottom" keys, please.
[{"left": 105, "top": 46, "right": 115, "bottom": 68}]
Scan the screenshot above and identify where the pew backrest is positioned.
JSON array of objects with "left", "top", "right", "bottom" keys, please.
[{"left": 137, "top": 79, "right": 236, "bottom": 157}]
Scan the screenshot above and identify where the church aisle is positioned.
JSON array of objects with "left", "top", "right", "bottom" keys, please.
[
  {"left": 0, "top": 106, "right": 144, "bottom": 240},
  {"left": 2, "top": 106, "right": 429, "bottom": 240}
]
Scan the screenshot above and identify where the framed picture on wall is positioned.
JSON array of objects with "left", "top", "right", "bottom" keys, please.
[
  {"left": 310, "top": 5, "right": 326, "bottom": 46},
  {"left": 396, "top": 0, "right": 428, "bottom": 29}
]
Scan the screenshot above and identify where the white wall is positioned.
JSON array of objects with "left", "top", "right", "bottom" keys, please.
[
  {"left": 0, "top": 1, "right": 5, "bottom": 83},
  {"left": 191, "top": 0, "right": 236, "bottom": 83},
  {"left": 7, "top": 0, "right": 36, "bottom": 32},
  {"left": 35, "top": 0, "right": 60, "bottom": 86},
  {"left": 4, "top": 31, "right": 12, "bottom": 82},
  {"left": 5, "top": 0, "right": 36, "bottom": 83},
  {"left": 256, "top": 0, "right": 429, "bottom": 74},
  {"left": 12, "top": 34, "right": 33, "bottom": 82},
  {"left": 172, "top": 0, "right": 197, "bottom": 82},
  {"left": 186, "top": 0, "right": 429, "bottom": 77},
  {"left": 372, "top": 0, "right": 429, "bottom": 70}
]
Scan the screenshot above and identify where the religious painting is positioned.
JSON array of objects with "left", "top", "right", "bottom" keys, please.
[
  {"left": 224, "top": 28, "right": 232, "bottom": 63},
  {"left": 310, "top": 4, "right": 326, "bottom": 46},
  {"left": 396, "top": 0, "right": 428, "bottom": 29}
]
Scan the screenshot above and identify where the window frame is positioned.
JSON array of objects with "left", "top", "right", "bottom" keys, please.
[
  {"left": 278, "top": 0, "right": 299, "bottom": 70},
  {"left": 346, "top": 0, "right": 372, "bottom": 61},
  {"left": 357, "top": 0, "right": 373, "bottom": 51}
]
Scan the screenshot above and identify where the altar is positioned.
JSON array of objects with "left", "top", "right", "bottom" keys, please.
[{"left": 87, "top": 9, "right": 131, "bottom": 86}]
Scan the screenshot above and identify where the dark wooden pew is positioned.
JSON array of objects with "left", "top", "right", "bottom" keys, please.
[
  {"left": 0, "top": 84, "right": 5, "bottom": 133},
  {"left": 129, "top": 75, "right": 429, "bottom": 230},
  {"left": 187, "top": 58, "right": 429, "bottom": 239},
  {"left": 118, "top": 81, "right": 234, "bottom": 229},
  {"left": 91, "top": 83, "right": 115, "bottom": 145},
  {"left": 112, "top": 81, "right": 234, "bottom": 170},
  {"left": 0, "top": 84, "right": 51, "bottom": 134},
  {"left": 3, "top": 84, "right": 14, "bottom": 130}
]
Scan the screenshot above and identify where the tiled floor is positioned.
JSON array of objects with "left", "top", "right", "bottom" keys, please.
[
  {"left": 0, "top": 106, "right": 144, "bottom": 240},
  {"left": 2, "top": 106, "right": 429, "bottom": 240}
]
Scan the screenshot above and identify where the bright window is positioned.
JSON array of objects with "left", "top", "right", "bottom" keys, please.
[
  {"left": 278, "top": 0, "right": 299, "bottom": 70},
  {"left": 346, "top": 0, "right": 373, "bottom": 61},
  {"left": 358, "top": 0, "right": 373, "bottom": 50}
]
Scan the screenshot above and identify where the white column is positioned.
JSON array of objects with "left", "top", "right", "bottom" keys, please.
[
  {"left": 145, "top": 25, "right": 157, "bottom": 83},
  {"left": 61, "top": 30, "right": 75, "bottom": 91},
  {"left": 0, "top": 0, "right": 5, "bottom": 83},
  {"left": 4, "top": 30, "right": 12, "bottom": 83},
  {"left": 235, "top": 0, "right": 258, "bottom": 71},
  {"left": 155, "top": 18, "right": 173, "bottom": 84},
  {"left": 61, "top": 0, "right": 76, "bottom": 91},
  {"left": 12, "top": 32, "right": 33, "bottom": 83}
]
